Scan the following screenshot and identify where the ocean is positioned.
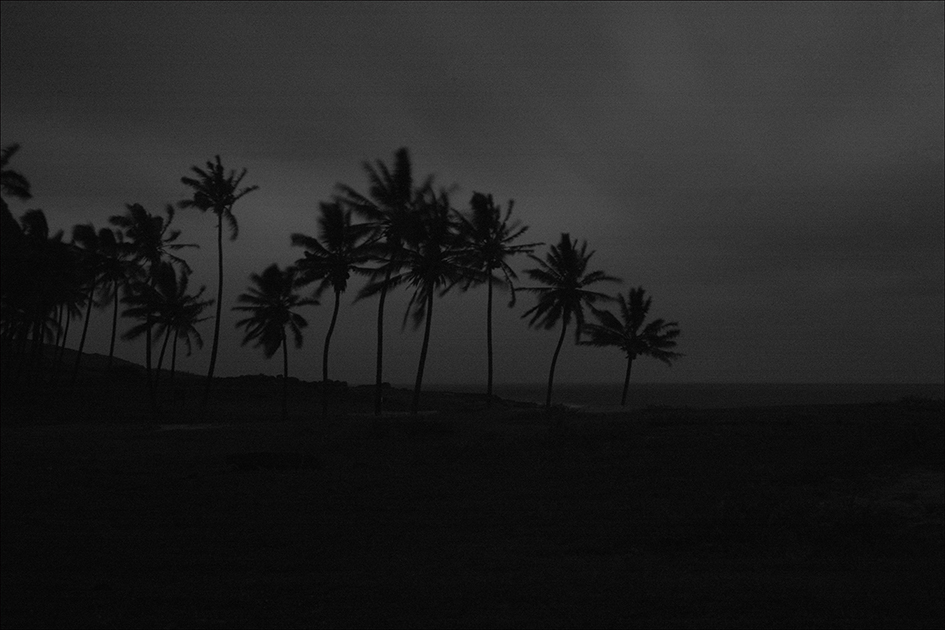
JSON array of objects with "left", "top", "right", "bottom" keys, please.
[{"left": 418, "top": 382, "right": 945, "bottom": 411}]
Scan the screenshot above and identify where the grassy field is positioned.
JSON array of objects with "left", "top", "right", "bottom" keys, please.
[{"left": 1, "top": 374, "right": 943, "bottom": 628}]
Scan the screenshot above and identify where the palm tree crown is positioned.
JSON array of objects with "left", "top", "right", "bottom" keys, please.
[
  {"left": 582, "top": 287, "right": 682, "bottom": 406},
  {"left": 109, "top": 203, "right": 194, "bottom": 275},
  {"left": 457, "top": 192, "right": 540, "bottom": 303},
  {"left": 233, "top": 264, "right": 314, "bottom": 360},
  {"left": 522, "top": 233, "right": 620, "bottom": 340},
  {"left": 179, "top": 155, "right": 259, "bottom": 240},
  {"left": 291, "top": 201, "right": 374, "bottom": 298}
]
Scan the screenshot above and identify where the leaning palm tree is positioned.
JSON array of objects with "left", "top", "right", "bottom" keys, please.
[
  {"left": 233, "top": 264, "right": 316, "bottom": 421},
  {"left": 69, "top": 223, "right": 110, "bottom": 385},
  {"left": 363, "top": 188, "right": 473, "bottom": 415},
  {"left": 521, "top": 233, "right": 620, "bottom": 409},
  {"left": 336, "top": 147, "right": 431, "bottom": 415},
  {"left": 456, "top": 192, "right": 540, "bottom": 404},
  {"left": 581, "top": 287, "right": 682, "bottom": 407},
  {"left": 291, "top": 200, "right": 373, "bottom": 416},
  {"left": 179, "top": 156, "right": 258, "bottom": 409}
]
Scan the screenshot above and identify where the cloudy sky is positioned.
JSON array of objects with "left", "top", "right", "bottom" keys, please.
[{"left": 2, "top": 1, "right": 942, "bottom": 385}]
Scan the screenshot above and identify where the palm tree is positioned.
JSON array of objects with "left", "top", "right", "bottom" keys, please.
[
  {"left": 581, "top": 287, "right": 682, "bottom": 407},
  {"left": 166, "top": 288, "right": 213, "bottom": 385},
  {"left": 336, "top": 147, "right": 431, "bottom": 415},
  {"left": 291, "top": 201, "right": 372, "bottom": 416},
  {"left": 456, "top": 192, "right": 540, "bottom": 404},
  {"left": 110, "top": 203, "right": 196, "bottom": 388},
  {"left": 180, "top": 156, "right": 258, "bottom": 409},
  {"left": 68, "top": 223, "right": 110, "bottom": 385},
  {"left": 362, "top": 188, "right": 473, "bottom": 415},
  {"left": 521, "top": 233, "right": 620, "bottom": 409},
  {"left": 233, "top": 264, "right": 316, "bottom": 421},
  {"left": 94, "top": 228, "right": 139, "bottom": 372}
]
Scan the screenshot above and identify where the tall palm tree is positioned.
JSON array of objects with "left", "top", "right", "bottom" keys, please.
[
  {"left": 291, "top": 201, "right": 372, "bottom": 416},
  {"left": 521, "top": 233, "right": 620, "bottom": 409},
  {"left": 180, "top": 155, "right": 258, "bottom": 409},
  {"left": 581, "top": 287, "right": 682, "bottom": 407},
  {"left": 110, "top": 203, "right": 196, "bottom": 387},
  {"left": 362, "top": 188, "right": 473, "bottom": 415},
  {"left": 336, "top": 147, "right": 431, "bottom": 415},
  {"left": 233, "top": 264, "right": 316, "bottom": 421},
  {"left": 456, "top": 192, "right": 540, "bottom": 404}
]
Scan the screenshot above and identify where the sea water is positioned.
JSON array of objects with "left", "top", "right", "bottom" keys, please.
[{"left": 417, "top": 382, "right": 945, "bottom": 411}]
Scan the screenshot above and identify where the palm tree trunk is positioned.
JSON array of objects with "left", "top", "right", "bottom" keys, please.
[
  {"left": 202, "top": 213, "right": 224, "bottom": 411},
  {"left": 155, "top": 326, "right": 171, "bottom": 387},
  {"left": 107, "top": 278, "right": 119, "bottom": 372},
  {"left": 621, "top": 354, "right": 634, "bottom": 407},
  {"left": 52, "top": 307, "right": 71, "bottom": 385},
  {"left": 545, "top": 318, "right": 569, "bottom": 409},
  {"left": 322, "top": 289, "right": 340, "bottom": 418},
  {"left": 486, "top": 276, "right": 494, "bottom": 406},
  {"left": 145, "top": 314, "right": 156, "bottom": 411},
  {"left": 170, "top": 328, "right": 179, "bottom": 384},
  {"left": 282, "top": 328, "right": 288, "bottom": 421},
  {"left": 374, "top": 263, "right": 395, "bottom": 416},
  {"left": 145, "top": 314, "right": 152, "bottom": 384},
  {"left": 54, "top": 304, "right": 64, "bottom": 352},
  {"left": 411, "top": 291, "right": 435, "bottom": 416},
  {"left": 71, "top": 281, "right": 97, "bottom": 386}
]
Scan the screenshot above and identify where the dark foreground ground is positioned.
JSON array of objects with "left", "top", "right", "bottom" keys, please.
[{"left": 1, "top": 375, "right": 943, "bottom": 629}]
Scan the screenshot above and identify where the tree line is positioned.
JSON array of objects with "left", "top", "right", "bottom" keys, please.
[{"left": 0, "top": 144, "right": 682, "bottom": 418}]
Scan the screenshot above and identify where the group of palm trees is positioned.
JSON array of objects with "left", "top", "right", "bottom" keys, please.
[{"left": 1, "top": 143, "right": 682, "bottom": 419}]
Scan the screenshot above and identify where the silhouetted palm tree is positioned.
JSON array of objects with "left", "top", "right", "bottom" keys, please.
[
  {"left": 166, "top": 287, "right": 213, "bottom": 384},
  {"left": 581, "top": 287, "right": 682, "bottom": 407},
  {"left": 6, "top": 209, "right": 70, "bottom": 380},
  {"left": 233, "top": 264, "right": 316, "bottom": 420},
  {"left": 110, "top": 203, "right": 195, "bottom": 388},
  {"left": 69, "top": 223, "right": 111, "bottom": 385},
  {"left": 180, "top": 156, "right": 258, "bottom": 409},
  {"left": 362, "top": 189, "right": 473, "bottom": 415},
  {"left": 456, "top": 192, "right": 540, "bottom": 404},
  {"left": 336, "top": 147, "right": 430, "bottom": 415},
  {"left": 292, "top": 201, "right": 372, "bottom": 416},
  {"left": 94, "top": 228, "right": 139, "bottom": 372},
  {"left": 521, "top": 233, "right": 620, "bottom": 409}
]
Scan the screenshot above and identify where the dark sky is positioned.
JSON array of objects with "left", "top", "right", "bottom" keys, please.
[{"left": 2, "top": 1, "right": 943, "bottom": 385}]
